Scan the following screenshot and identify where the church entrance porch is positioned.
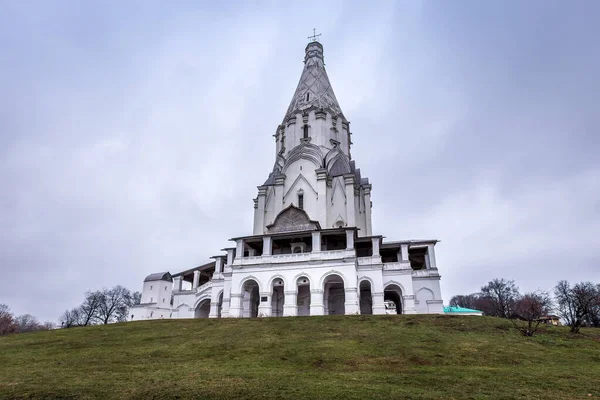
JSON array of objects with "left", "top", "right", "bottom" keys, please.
[
  {"left": 296, "top": 277, "right": 311, "bottom": 316},
  {"left": 323, "top": 274, "right": 345, "bottom": 315},
  {"left": 271, "top": 278, "right": 285, "bottom": 317},
  {"left": 241, "top": 280, "right": 260, "bottom": 318},
  {"left": 384, "top": 284, "right": 403, "bottom": 314},
  {"left": 359, "top": 280, "right": 373, "bottom": 314},
  {"left": 195, "top": 299, "right": 211, "bottom": 318}
]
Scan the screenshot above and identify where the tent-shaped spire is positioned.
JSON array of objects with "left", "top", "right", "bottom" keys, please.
[{"left": 283, "top": 41, "right": 345, "bottom": 123}]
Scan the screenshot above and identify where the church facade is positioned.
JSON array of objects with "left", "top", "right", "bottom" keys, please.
[{"left": 131, "top": 41, "right": 443, "bottom": 321}]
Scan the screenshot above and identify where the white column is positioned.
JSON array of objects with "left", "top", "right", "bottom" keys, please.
[
  {"left": 215, "top": 257, "right": 223, "bottom": 274},
  {"left": 345, "top": 229, "right": 355, "bottom": 250},
  {"left": 400, "top": 244, "right": 409, "bottom": 262},
  {"left": 227, "top": 248, "right": 235, "bottom": 266},
  {"left": 310, "top": 289, "right": 324, "bottom": 316},
  {"left": 192, "top": 270, "right": 200, "bottom": 290},
  {"left": 344, "top": 175, "right": 356, "bottom": 227},
  {"left": 263, "top": 236, "right": 272, "bottom": 256},
  {"left": 311, "top": 231, "right": 321, "bottom": 252},
  {"left": 427, "top": 244, "right": 437, "bottom": 269},
  {"left": 283, "top": 291, "right": 297, "bottom": 317},
  {"left": 371, "top": 237, "right": 380, "bottom": 257},
  {"left": 173, "top": 276, "right": 183, "bottom": 292},
  {"left": 236, "top": 239, "right": 244, "bottom": 259}
]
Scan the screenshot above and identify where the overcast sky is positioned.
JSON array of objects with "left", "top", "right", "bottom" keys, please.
[{"left": 1, "top": 1, "right": 599, "bottom": 322}]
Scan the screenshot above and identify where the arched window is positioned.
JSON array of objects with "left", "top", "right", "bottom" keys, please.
[
  {"left": 303, "top": 124, "right": 309, "bottom": 139},
  {"left": 298, "top": 193, "right": 304, "bottom": 210}
]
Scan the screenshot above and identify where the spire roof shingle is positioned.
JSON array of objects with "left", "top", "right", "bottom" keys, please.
[{"left": 283, "top": 41, "right": 345, "bottom": 123}]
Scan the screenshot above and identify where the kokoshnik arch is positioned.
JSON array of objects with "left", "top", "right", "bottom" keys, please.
[{"left": 131, "top": 40, "right": 444, "bottom": 321}]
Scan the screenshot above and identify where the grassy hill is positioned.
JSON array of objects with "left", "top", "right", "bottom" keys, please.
[{"left": 0, "top": 315, "right": 599, "bottom": 399}]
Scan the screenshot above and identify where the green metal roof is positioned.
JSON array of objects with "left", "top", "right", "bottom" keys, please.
[{"left": 443, "top": 306, "right": 483, "bottom": 314}]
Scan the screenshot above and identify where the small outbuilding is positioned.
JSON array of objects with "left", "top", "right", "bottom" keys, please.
[{"left": 443, "top": 306, "right": 483, "bottom": 316}]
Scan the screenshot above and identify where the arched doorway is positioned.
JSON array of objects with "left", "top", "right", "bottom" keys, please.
[
  {"left": 195, "top": 299, "right": 211, "bottom": 318},
  {"left": 241, "top": 280, "right": 260, "bottom": 318},
  {"left": 323, "top": 274, "right": 345, "bottom": 315},
  {"left": 359, "top": 280, "right": 373, "bottom": 314},
  {"left": 384, "top": 284, "right": 403, "bottom": 314},
  {"left": 271, "top": 278, "right": 285, "bottom": 317},
  {"left": 296, "top": 276, "right": 311, "bottom": 316}
]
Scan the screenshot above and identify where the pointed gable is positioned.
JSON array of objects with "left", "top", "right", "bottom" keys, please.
[{"left": 266, "top": 205, "right": 321, "bottom": 234}]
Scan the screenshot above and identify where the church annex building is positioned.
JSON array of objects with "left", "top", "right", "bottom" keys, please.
[{"left": 131, "top": 41, "right": 444, "bottom": 320}]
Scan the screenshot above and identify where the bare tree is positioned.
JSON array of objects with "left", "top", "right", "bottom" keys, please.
[
  {"left": 59, "top": 308, "right": 80, "bottom": 328},
  {"left": 0, "top": 304, "right": 16, "bottom": 336},
  {"left": 588, "top": 284, "right": 600, "bottom": 328},
  {"left": 13, "top": 314, "right": 50, "bottom": 333},
  {"left": 78, "top": 291, "right": 103, "bottom": 326},
  {"left": 96, "top": 286, "right": 132, "bottom": 324},
  {"left": 41, "top": 321, "right": 55, "bottom": 330},
  {"left": 480, "top": 279, "right": 520, "bottom": 318},
  {"left": 511, "top": 291, "right": 553, "bottom": 336},
  {"left": 132, "top": 291, "right": 141, "bottom": 306},
  {"left": 555, "top": 280, "right": 600, "bottom": 333}
]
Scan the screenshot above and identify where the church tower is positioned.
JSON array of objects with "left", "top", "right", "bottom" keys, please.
[
  {"left": 132, "top": 38, "right": 444, "bottom": 321},
  {"left": 253, "top": 41, "right": 373, "bottom": 237}
]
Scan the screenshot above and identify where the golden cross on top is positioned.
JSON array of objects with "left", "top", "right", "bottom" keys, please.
[{"left": 308, "top": 28, "right": 321, "bottom": 42}]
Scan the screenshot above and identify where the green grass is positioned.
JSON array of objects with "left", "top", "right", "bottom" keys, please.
[{"left": 1, "top": 315, "right": 599, "bottom": 399}]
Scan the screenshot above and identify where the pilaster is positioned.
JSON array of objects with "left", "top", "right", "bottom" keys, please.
[
  {"left": 344, "top": 175, "right": 356, "bottom": 227},
  {"left": 372, "top": 292, "right": 385, "bottom": 315},
  {"left": 254, "top": 186, "right": 267, "bottom": 235},
  {"left": 364, "top": 185, "right": 372, "bottom": 236},
  {"left": 403, "top": 295, "right": 417, "bottom": 314},
  {"left": 344, "top": 287, "right": 359, "bottom": 315},
  {"left": 316, "top": 168, "right": 328, "bottom": 227},
  {"left": 310, "top": 289, "right": 324, "bottom": 316},
  {"left": 283, "top": 291, "right": 297, "bottom": 317},
  {"left": 228, "top": 293, "right": 242, "bottom": 318},
  {"left": 258, "top": 292, "right": 271, "bottom": 317},
  {"left": 273, "top": 178, "right": 285, "bottom": 219}
]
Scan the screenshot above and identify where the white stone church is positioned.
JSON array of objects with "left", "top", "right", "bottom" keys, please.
[{"left": 131, "top": 40, "right": 443, "bottom": 321}]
